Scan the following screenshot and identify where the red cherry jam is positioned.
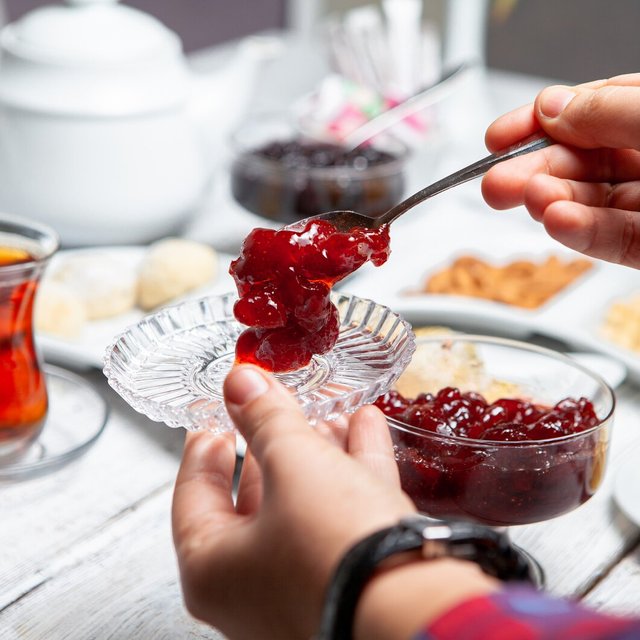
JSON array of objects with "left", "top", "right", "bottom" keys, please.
[
  {"left": 376, "top": 388, "right": 607, "bottom": 525},
  {"left": 230, "top": 219, "right": 390, "bottom": 372}
]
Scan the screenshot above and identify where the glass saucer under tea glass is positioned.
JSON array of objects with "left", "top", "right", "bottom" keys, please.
[
  {"left": 0, "top": 365, "right": 109, "bottom": 481},
  {"left": 103, "top": 292, "right": 415, "bottom": 433}
]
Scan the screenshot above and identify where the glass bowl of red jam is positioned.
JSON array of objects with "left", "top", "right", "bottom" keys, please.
[
  {"left": 230, "top": 114, "right": 408, "bottom": 224},
  {"left": 375, "top": 335, "right": 615, "bottom": 527}
]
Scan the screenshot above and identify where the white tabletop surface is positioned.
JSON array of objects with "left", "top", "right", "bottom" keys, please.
[{"left": 2, "top": 35, "right": 640, "bottom": 639}]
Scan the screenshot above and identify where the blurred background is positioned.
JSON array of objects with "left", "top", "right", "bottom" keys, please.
[
  {"left": 5, "top": 0, "right": 640, "bottom": 82},
  {"left": 1, "top": 0, "right": 637, "bottom": 248},
  {"left": 3, "top": 7, "right": 640, "bottom": 631}
]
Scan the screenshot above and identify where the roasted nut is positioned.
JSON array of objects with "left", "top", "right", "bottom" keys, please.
[{"left": 415, "top": 255, "right": 592, "bottom": 309}]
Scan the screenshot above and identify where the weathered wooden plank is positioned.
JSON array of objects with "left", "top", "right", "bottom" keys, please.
[
  {"left": 1, "top": 373, "right": 185, "bottom": 611},
  {"left": 0, "top": 487, "right": 223, "bottom": 640},
  {"left": 583, "top": 540, "right": 640, "bottom": 616}
]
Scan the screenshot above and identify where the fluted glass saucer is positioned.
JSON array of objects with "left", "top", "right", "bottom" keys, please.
[
  {"left": 103, "top": 292, "right": 415, "bottom": 434},
  {"left": 0, "top": 365, "right": 108, "bottom": 481}
]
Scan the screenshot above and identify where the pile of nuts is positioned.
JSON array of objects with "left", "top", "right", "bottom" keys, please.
[{"left": 416, "top": 255, "right": 592, "bottom": 309}]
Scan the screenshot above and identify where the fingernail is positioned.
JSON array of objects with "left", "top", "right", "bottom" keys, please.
[
  {"left": 225, "top": 366, "right": 270, "bottom": 406},
  {"left": 539, "top": 86, "right": 576, "bottom": 118}
]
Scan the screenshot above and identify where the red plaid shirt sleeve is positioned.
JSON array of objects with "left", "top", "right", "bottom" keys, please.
[{"left": 415, "top": 586, "right": 640, "bottom": 640}]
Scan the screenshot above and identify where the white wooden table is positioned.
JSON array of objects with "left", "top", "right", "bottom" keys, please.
[{"left": 2, "top": 38, "right": 640, "bottom": 639}]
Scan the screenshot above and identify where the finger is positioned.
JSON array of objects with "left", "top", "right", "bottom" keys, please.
[
  {"left": 235, "top": 449, "right": 263, "bottom": 515},
  {"left": 524, "top": 174, "right": 612, "bottom": 222},
  {"left": 485, "top": 103, "right": 538, "bottom": 152},
  {"left": 347, "top": 406, "right": 401, "bottom": 488},
  {"left": 482, "top": 145, "right": 589, "bottom": 210},
  {"left": 481, "top": 145, "right": 640, "bottom": 210},
  {"left": 224, "top": 364, "right": 332, "bottom": 475},
  {"left": 172, "top": 431, "right": 238, "bottom": 553},
  {"left": 524, "top": 175, "right": 600, "bottom": 223},
  {"left": 485, "top": 75, "right": 640, "bottom": 152},
  {"left": 606, "top": 181, "right": 640, "bottom": 211},
  {"left": 535, "top": 83, "right": 640, "bottom": 150},
  {"left": 541, "top": 200, "right": 640, "bottom": 268},
  {"left": 315, "top": 414, "right": 349, "bottom": 450},
  {"left": 523, "top": 174, "right": 640, "bottom": 222}
]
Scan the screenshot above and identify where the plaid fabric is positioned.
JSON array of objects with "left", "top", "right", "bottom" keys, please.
[{"left": 416, "top": 586, "right": 640, "bottom": 639}]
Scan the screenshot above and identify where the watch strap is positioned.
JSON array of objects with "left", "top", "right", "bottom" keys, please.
[{"left": 316, "top": 515, "right": 534, "bottom": 640}]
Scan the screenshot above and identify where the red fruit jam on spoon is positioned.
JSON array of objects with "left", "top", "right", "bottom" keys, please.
[{"left": 229, "top": 219, "right": 390, "bottom": 372}]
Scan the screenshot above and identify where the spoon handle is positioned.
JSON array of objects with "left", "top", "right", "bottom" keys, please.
[
  {"left": 343, "top": 61, "right": 471, "bottom": 150},
  {"left": 378, "top": 135, "right": 553, "bottom": 226}
]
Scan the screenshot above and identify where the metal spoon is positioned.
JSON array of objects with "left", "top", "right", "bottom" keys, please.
[{"left": 293, "top": 135, "right": 553, "bottom": 233}]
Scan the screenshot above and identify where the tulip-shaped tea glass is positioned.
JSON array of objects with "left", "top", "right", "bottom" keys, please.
[{"left": 0, "top": 214, "right": 59, "bottom": 460}]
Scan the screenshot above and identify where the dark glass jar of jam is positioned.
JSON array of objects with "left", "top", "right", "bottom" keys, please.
[{"left": 230, "top": 116, "right": 407, "bottom": 224}]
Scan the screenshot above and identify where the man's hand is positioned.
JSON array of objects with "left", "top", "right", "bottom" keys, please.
[{"left": 482, "top": 74, "right": 640, "bottom": 267}]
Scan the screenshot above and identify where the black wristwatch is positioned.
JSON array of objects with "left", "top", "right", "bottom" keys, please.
[{"left": 316, "top": 515, "right": 536, "bottom": 640}]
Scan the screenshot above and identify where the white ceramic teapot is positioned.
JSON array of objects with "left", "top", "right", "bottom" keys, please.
[{"left": 0, "top": 0, "right": 263, "bottom": 245}]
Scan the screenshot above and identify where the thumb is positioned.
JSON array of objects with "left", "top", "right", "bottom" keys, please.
[
  {"left": 535, "top": 78, "right": 640, "bottom": 150},
  {"left": 223, "top": 364, "right": 327, "bottom": 469}
]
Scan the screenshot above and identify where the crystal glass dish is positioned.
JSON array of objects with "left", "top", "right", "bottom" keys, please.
[
  {"left": 385, "top": 335, "right": 615, "bottom": 526},
  {"left": 104, "top": 292, "right": 415, "bottom": 433}
]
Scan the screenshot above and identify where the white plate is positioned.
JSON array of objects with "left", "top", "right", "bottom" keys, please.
[
  {"left": 614, "top": 449, "right": 640, "bottom": 526},
  {"left": 37, "top": 246, "right": 237, "bottom": 370},
  {"left": 342, "top": 196, "right": 640, "bottom": 383}
]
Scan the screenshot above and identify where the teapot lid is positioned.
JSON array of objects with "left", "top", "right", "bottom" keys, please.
[
  {"left": 0, "top": 0, "right": 191, "bottom": 115},
  {"left": 2, "top": 0, "right": 179, "bottom": 64}
]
